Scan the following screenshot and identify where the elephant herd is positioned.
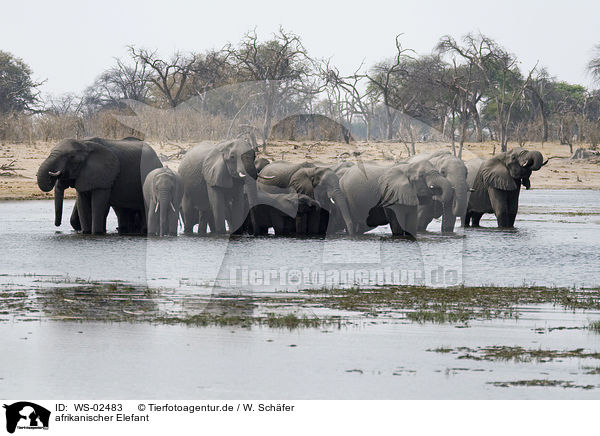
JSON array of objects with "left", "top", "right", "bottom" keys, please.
[{"left": 36, "top": 136, "right": 547, "bottom": 238}]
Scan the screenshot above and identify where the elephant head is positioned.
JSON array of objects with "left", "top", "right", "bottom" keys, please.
[
  {"left": 479, "top": 148, "right": 546, "bottom": 191},
  {"left": 147, "top": 168, "right": 183, "bottom": 236},
  {"left": 302, "top": 166, "right": 355, "bottom": 235},
  {"left": 254, "top": 157, "right": 270, "bottom": 173},
  {"left": 397, "top": 160, "right": 454, "bottom": 208},
  {"left": 203, "top": 138, "right": 258, "bottom": 188},
  {"left": 36, "top": 138, "right": 119, "bottom": 227}
]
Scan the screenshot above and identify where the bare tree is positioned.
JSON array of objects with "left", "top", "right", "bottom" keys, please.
[
  {"left": 438, "top": 33, "right": 536, "bottom": 152},
  {"left": 224, "top": 27, "right": 317, "bottom": 148},
  {"left": 129, "top": 46, "right": 196, "bottom": 108},
  {"left": 588, "top": 43, "right": 600, "bottom": 85}
]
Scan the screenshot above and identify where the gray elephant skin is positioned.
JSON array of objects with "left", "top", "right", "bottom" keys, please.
[
  {"left": 178, "top": 138, "right": 258, "bottom": 235},
  {"left": 257, "top": 161, "right": 355, "bottom": 235},
  {"left": 465, "top": 147, "right": 546, "bottom": 227},
  {"left": 409, "top": 150, "right": 468, "bottom": 232},
  {"left": 143, "top": 167, "right": 184, "bottom": 236},
  {"left": 241, "top": 190, "right": 320, "bottom": 235},
  {"left": 36, "top": 137, "right": 162, "bottom": 234},
  {"left": 339, "top": 160, "right": 453, "bottom": 238}
]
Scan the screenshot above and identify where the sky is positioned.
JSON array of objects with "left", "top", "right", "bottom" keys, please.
[{"left": 1, "top": 0, "right": 599, "bottom": 97}]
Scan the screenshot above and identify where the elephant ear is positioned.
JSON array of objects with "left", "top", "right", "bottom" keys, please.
[
  {"left": 378, "top": 168, "right": 419, "bottom": 207},
  {"left": 74, "top": 141, "right": 119, "bottom": 192},
  {"left": 289, "top": 169, "right": 314, "bottom": 197},
  {"left": 203, "top": 147, "right": 232, "bottom": 188},
  {"left": 475, "top": 158, "right": 518, "bottom": 191}
]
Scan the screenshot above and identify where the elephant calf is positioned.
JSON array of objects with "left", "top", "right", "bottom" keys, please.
[
  {"left": 143, "top": 167, "right": 184, "bottom": 236},
  {"left": 466, "top": 147, "right": 546, "bottom": 228}
]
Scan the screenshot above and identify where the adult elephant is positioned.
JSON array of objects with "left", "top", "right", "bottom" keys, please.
[
  {"left": 178, "top": 138, "right": 258, "bottom": 235},
  {"left": 36, "top": 137, "right": 162, "bottom": 234},
  {"left": 409, "top": 150, "right": 468, "bottom": 232},
  {"left": 257, "top": 161, "right": 355, "bottom": 235},
  {"left": 339, "top": 160, "right": 453, "bottom": 238},
  {"left": 143, "top": 167, "right": 184, "bottom": 236},
  {"left": 465, "top": 147, "right": 546, "bottom": 228}
]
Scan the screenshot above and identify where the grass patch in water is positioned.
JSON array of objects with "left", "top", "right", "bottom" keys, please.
[
  {"left": 488, "top": 379, "right": 595, "bottom": 389},
  {"left": 155, "top": 312, "right": 337, "bottom": 329},
  {"left": 301, "top": 285, "right": 600, "bottom": 324},
  {"left": 427, "top": 346, "right": 600, "bottom": 363}
]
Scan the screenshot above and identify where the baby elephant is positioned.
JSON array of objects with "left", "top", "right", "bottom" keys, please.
[{"left": 143, "top": 167, "right": 184, "bottom": 236}]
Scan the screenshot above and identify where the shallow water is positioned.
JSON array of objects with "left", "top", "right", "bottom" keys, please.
[
  {"left": 0, "top": 189, "right": 598, "bottom": 290},
  {"left": 1, "top": 189, "right": 599, "bottom": 399}
]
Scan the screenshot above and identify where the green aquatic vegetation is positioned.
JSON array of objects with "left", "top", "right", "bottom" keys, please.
[
  {"left": 488, "top": 379, "right": 595, "bottom": 389},
  {"left": 155, "top": 312, "right": 335, "bottom": 329},
  {"left": 428, "top": 346, "right": 600, "bottom": 363},
  {"left": 301, "top": 285, "right": 600, "bottom": 324}
]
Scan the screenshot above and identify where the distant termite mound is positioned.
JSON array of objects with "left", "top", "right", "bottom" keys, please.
[{"left": 270, "top": 114, "right": 352, "bottom": 144}]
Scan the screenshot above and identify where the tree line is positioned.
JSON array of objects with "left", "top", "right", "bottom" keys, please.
[{"left": 1, "top": 28, "right": 600, "bottom": 154}]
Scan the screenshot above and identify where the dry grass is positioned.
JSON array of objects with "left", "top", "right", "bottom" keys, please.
[{"left": 0, "top": 139, "right": 598, "bottom": 200}]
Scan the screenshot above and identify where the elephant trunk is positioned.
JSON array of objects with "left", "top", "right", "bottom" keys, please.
[
  {"left": 428, "top": 175, "right": 455, "bottom": 232},
  {"left": 329, "top": 188, "right": 355, "bottom": 236},
  {"left": 54, "top": 184, "right": 64, "bottom": 227},
  {"left": 452, "top": 181, "right": 469, "bottom": 224},
  {"left": 241, "top": 152, "right": 258, "bottom": 180},
  {"left": 157, "top": 189, "right": 171, "bottom": 236},
  {"left": 37, "top": 153, "right": 64, "bottom": 192}
]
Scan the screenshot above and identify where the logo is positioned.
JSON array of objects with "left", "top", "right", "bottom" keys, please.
[{"left": 3, "top": 403, "right": 50, "bottom": 434}]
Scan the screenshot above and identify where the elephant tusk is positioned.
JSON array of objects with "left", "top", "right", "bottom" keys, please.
[
  {"left": 259, "top": 175, "right": 276, "bottom": 179},
  {"left": 329, "top": 197, "right": 336, "bottom": 205},
  {"left": 49, "top": 170, "right": 61, "bottom": 177},
  {"left": 469, "top": 188, "right": 476, "bottom": 192},
  {"left": 170, "top": 202, "right": 176, "bottom": 213},
  {"left": 154, "top": 202, "right": 159, "bottom": 213},
  {"left": 429, "top": 185, "right": 436, "bottom": 189},
  {"left": 238, "top": 172, "right": 246, "bottom": 178}
]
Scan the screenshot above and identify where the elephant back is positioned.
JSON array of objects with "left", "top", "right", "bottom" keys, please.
[
  {"left": 258, "top": 161, "right": 309, "bottom": 188},
  {"left": 86, "top": 137, "right": 162, "bottom": 208}
]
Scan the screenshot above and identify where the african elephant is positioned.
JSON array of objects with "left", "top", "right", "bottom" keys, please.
[
  {"left": 465, "top": 147, "right": 546, "bottom": 228},
  {"left": 36, "top": 137, "right": 162, "bottom": 234},
  {"left": 409, "top": 150, "right": 468, "bottom": 232},
  {"left": 178, "top": 138, "right": 258, "bottom": 235},
  {"left": 241, "top": 190, "right": 320, "bottom": 235},
  {"left": 339, "top": 160, "right": 454, "bottom": 238},
  {"left": 143, "top": 167, "right": 184, "bottom": 236},
  {"left": 257, "top": 161, "right": 355, "bottom": 235},
  {"left": 254, "top": 157, "right": 271, "bottom": 173}
]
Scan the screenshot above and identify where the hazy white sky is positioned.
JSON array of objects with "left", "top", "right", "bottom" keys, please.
[{"left": 1, "top": 0, "right": 598, "bottom": 96}]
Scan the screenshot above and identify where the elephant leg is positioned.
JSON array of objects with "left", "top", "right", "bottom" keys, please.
[
  {"left": 181, "top": 195, "right": 197, "bottom": 235},
  {"left": 295, "top": 213, "right": 308, "bottom": 235},
  {"left": 507, "top": 189, "right": 520, "bottom": 227},
  {"left": 403, "top": 207, "right": 418, "bottom": 240},
  {"left": 76, "top": 192, "right": 92, "bottom": 234},
  {"left": 168, "top": 210, "right": 179, "bottom": 236},
  {"left": 385, "top": 208, "right": 403, "bottom": 235},
  {"left": 147, "top": 202, "right": 159, "bottom": 236},
  {"left": 207, "top": 187, "right": 227, "bottom": 234},
  {"left": 306, "top": 208, "right": 321, "bottom": 235},
  {"left": 417, "top": 205, "right": 434, "bottom": 232},
  {"left": 70, "top": 203, "right": 81, "bottom": 231},
  {"left": 488, "top": 188, "right": 511, "bottom": 228},
  {"left": 90, "top": 188, "right": 110, "bottom": 234},
  {"left": 441, "top": 208, "right": 457, "bottom": 233}
]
